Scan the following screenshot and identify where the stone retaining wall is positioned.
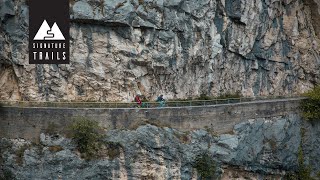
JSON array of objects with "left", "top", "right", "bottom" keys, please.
[{"left": 0, "top": 98, "right": 303, "bottom": 141}]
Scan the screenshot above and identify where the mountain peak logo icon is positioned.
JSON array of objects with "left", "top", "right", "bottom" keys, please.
[{"left": 34, "top": 20, "right": 65, "bottom": 40}]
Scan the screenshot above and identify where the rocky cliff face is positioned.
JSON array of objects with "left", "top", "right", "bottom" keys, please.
[
  {"left": 0, "top": 0, "right": 320, "bottom": 101},
  {"left": 1, "top": 115, "right": 319, "bottom": 179}
]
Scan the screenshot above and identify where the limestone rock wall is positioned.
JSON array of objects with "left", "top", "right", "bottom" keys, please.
[
  {"left": 1, "top": 115, "right": 319, "bottom": 179},
  {"left": 0, "top": 0, "right": 320, "bottom": 101}
]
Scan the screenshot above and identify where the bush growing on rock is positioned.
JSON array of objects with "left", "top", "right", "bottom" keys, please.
[
  {"left": 297, "top": 146, "right": 314, "bottom": 180},
  {"left": 285, "top": 147, "right": 316, "bottom": 180},
  {"left": 70, "top": 117, "right": 104, "bottom": 159},
  {"left": 300, "top": 85, "right": 320, "bottom": 121},
  {"left": 193, "top": 152, "right": 217, "bottom": 179}
]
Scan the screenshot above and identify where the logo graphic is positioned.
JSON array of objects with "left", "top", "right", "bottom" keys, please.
[
  {"left": 29, "top": 0, "right": 69, "bottom": 64},
  {"left": 34, "top": 20, "right": 65, "bottom": 40}
]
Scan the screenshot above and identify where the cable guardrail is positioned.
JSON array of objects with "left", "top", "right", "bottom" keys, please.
[{"left": 0, "top": 95, "right": 303, "bottom": 109}]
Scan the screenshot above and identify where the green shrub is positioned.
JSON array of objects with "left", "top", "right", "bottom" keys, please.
[
  {"left": 193, "top": 152, "right": 216, "bottom": 179},
  {"left": 286, "top": 146, "right": 316, "bottom": 180},
  {"left": 70, "top": 117, "right": 104, "bottom": 159},
  {"left": 297, "top": 146, "right": 314, "bottom": 180},
  {"left": 300, "top": 86, "right": 320, "bottom": 121}
]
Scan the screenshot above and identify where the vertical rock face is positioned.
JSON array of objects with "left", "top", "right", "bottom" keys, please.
[
  {"left": 0, "top": 0, "right": 320, "bottom": 101},
  {"left": 0, "top": 115, "right": 319, "bottom": 179},
  {"left": 305, "top": 0, "right": 320, "bottom": 39}
]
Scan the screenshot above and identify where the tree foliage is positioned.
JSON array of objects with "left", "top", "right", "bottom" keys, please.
[
  {"left": 285, "top": 146, "right": 316, "bottom": 180},
  {"left": 300, "top": 86, "right": 320, "bottom": 121},
  {"left": 193, "top": 152, "right": 216, "bottom": 179},
  {"left": 70, "top": 117, "right": 103, "bottom": 159}
]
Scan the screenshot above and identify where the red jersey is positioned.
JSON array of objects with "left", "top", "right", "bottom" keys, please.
[{"left": 135, "top": 96, "right": 142, "bottom": 105}]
